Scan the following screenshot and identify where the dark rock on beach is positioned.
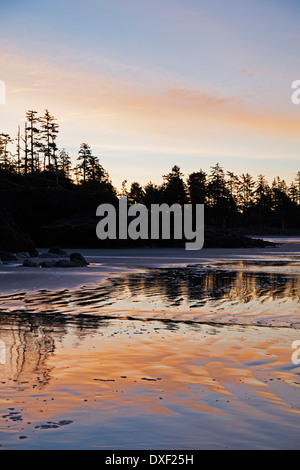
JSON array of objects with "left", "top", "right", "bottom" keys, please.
[
  {"left": 23, "top": 259, "right": 40, "bottom": 267},
  {"left": 70, "top": 252, "right": 89, "bottom": 266},
  {"left": 51, "top": 253, "right": 89, "bottom": 268},
  {"left": 40, "top": 260, "right": 57, "bottom": 268},
  {"left": 22, "top": 250, "right": 89, "bottom": 268},
  {"left": 54, "top": 259, "right": 78, "bottom": 268},
  {"left": 48, "top": 246, "right": 69, "bottom": 257}
]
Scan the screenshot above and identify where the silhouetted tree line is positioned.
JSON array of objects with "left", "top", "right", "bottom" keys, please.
[
  {"left": 1, "top": 110, "right": 300, "bottom": 231},
  {"left": 0, "top": 109, "right": 116, "bottom": 198},
  {"left": 124, "top": 165, "right": 300, "bottom": 230}
]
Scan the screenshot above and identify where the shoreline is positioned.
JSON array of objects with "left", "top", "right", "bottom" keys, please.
[
  {"left": 0, "top": 244, "right": 299, "bottom": 330},
  {"left": 0, "top": 243, "right": 300, "bottom": 295},
  {"left": 0, "top": 241, "right": 299, "bottom": 449}
]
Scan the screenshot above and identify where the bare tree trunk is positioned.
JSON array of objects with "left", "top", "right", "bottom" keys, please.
[
  {"left": 24, "top": 123, "right": 28, "bottom": 175},
  {"left": 17, "top": 126, "right": 21, "bottom": 173}
]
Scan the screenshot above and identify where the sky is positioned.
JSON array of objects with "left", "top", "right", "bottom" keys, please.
[{"left": 0, "top": 0, "right": 299, "bottom": 189}]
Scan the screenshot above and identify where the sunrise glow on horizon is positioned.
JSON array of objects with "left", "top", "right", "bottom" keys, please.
[{"left": 0, "top": 0, "right": 299, "bottom": 189}]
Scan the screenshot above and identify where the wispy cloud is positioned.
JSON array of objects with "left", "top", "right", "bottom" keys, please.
[
  {"left": 239, "top": 69, "right": 255, "bottom": 77},
  {"left": 2, "top": 48, "right": 299, "bottom": 142},
  {"left": 1, "top": 44, "right": 300, "bottom": 189}
]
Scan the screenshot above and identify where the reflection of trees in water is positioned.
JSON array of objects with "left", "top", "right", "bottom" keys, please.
[
  {"left": 117, "top": 268, "right": 300, "bottom": 307},
  {"left": 112, "top": 269, "right": 237, "bottom": 304},
  {"left": 0, "top": 313, "right": 110, "bottom": 386},
  {"left": 0, "top": 318, "right": 55, "bottom": 385},
  {"left": 0, "top": 266, "right": 298, "bottom": 386},
  {"left": 123, "top": 269, "right": 237, "bottom": 305},
  {"left": 0, "top": 268, "right": 299, "bottom": 317}
]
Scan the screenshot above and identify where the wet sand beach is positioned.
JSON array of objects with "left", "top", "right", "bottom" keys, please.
[{"left": 0, "top": 241, "right": 299, "bottom": 449}]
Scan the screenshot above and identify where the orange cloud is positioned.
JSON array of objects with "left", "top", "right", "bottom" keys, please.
[{"left": 1, "top": 47, "right": 300, "bottom": 156}]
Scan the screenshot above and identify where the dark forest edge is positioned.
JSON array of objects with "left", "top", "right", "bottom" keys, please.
[{"left": 0, "top": 109, "right": 299, "bottom": 255}]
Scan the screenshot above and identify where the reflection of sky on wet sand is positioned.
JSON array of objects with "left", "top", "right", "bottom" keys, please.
[
  {"left": 0, "top": 260, "right": 300, "bottom": 449},
  {"left": 0, "top": 264, "right": 299, "bottom": 327},
  {"left": 0, "top": 315, "right": 299, "bottom": 449}
]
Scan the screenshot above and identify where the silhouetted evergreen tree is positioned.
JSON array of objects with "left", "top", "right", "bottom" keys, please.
[
  {"left": 21, "top": 121, "right": 29, "bottom": 175},
  {"left": 16, "top": 125, "right": 21, "bottom": 174},
  {"left": 76, "top": 143, "right": 91, "bottom": 184},
  {"left": 1, "top": 111, "right": 300, "bottom": 232},
  {"left": 239, "top": 173, "right": 255, "bottom": 213},
  {"left": 207, "top": 163, "right": 228, "bottom": 206},
  {"left": 39, "top": 109, "right": 59, "bottom": 173},
  {"left": 58, "top": 148, "right": 72, "bottom": 178},
  {"left": 187, "top": 170, "right": 207, "bottom": 204},
  {"left": 0, "top": 133, "right": 13, "bottom": 170},
  {"left": 128, "top": 182, "right": 144, "bottom": 204},
  {"left": 26, "top": 110, "right": 40, "bottom": 173},
  {"left": 162, "top": 165, "right": 188, "bottom": 205},
  {"left": 226, "top": 171, "right": 240, "bottom": 202},
  {"left": 142, "top": 182, "right": 162, "bottom": 207},
  {"left": 295, "top": 171, "right": 300, "bottom": 205}
]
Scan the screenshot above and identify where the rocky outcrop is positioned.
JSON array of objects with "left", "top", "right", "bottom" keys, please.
[
  {"left": 22, "top": 249, "right": 89, "bottom": 268},
  {"left": 0, "top": 184, "right": 274, "bottom": 252},
  {"left": 38, "top": 215, "right": 273, "bottom": 249},
  {"left": 48, "top": 246, "right": 69, "bottom": 257},
  {"left": 23, "top": 259, "right": 40, "bottom": 267},
  {"left": 69, "top": 252, "right": 89, "bottom": 266},
  {"left": 203, "top": 226, "right": 273, "bottom": 248}
]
